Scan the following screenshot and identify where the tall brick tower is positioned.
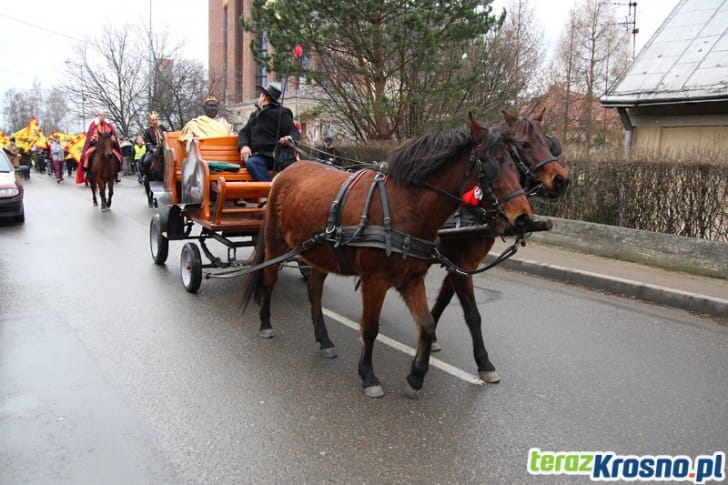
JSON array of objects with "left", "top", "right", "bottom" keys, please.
[{"left": 208, "top": 0, "right": 259, "bottom": 105}]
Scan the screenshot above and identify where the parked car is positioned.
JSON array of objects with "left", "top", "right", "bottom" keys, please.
[{"left": 0, "top": 150, "right": 25, "bottom": 223}]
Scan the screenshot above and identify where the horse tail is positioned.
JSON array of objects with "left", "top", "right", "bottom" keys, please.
[{"left": 240, "top": 217, "right": 267, "bottom": 313}]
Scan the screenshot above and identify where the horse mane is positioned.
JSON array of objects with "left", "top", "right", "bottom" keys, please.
[
  {"left": 385, "top": 125, "right": 473, "bottom": 185},
  {"left": 485, "top": 125, "right": 511, "bottom": 150},
  {"left": 97, "top": 131, "right": 112, "bottom": 144}
]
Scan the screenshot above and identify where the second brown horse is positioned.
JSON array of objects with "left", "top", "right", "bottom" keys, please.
[{"left": 430, "top": 110, "right": 570, "bottom": 384}]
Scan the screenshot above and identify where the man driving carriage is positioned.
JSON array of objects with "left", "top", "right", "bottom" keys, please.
[
  {"left": 237, "top": 82, "right": 300, "bottom": 182},
  {"left": 77, "top": 111, "right": 122, "bottom": 184}
]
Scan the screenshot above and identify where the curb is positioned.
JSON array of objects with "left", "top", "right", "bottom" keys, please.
[
  {"left": 486, "top": 254, "right": 728, "bottom": 319},
  {"left": 529, "top": 217, "right": 727, "bottom": 280}
]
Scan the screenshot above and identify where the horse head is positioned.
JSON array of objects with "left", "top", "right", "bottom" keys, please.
[
  {"left": 502, "top": 109, "right": 570, "bottom": 199},
  {"left": 97, "top": 132, "right": 115, "bottom": 159},
  {"left": 468, "top": 114, "right": 533, "bottom": 234}
]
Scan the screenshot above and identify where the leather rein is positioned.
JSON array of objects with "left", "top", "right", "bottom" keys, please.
[{"left": 215, "top": 142, "right": 524, "bottom": 279}]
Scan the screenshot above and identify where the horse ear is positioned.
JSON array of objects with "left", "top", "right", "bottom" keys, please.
[
  {"left": 468, "top": 112, "right": 487, "bottom": 141},
  {"left": 502, "top": 110, "right": 517, "bottom": 127},
  {"left": 533, "top": 107, "right": 546, "bottom": 123}
]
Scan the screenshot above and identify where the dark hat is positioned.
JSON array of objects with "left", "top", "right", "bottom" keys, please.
[
  {"left": 257, "top": 82, "right": 282, "bottom": 105},
  {"left": 324, "top": 136, "right": 333, "bottom": 144}
]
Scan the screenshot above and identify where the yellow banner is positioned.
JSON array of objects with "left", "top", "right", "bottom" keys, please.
[
  {"left": 50, "top": 131, "right": 78, "bottom": 146},
  {"left": 12, "top": 116, "right": 47, "bottom": 151},
  {"left": 64, "top": 132, "right": 86, "bottom": 162}
]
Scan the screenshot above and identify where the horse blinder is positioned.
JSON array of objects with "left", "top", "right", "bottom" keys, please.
[
  {"left": 481, "top": 156, "right": 501, "bottom": 184},
  {"left": 548, "top": 136, "right": 562, "bottom": 157}
]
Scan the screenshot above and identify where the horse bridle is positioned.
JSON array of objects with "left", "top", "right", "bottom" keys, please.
[
  {"left": 508, "top": 134, "right": 562, "bottom": 196},
  {"left": 416, "top": 139, "right": 526, "bottom": 220}
]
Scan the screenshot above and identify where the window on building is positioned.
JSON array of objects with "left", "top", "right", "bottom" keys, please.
[{"left": 256, "top": 29, "right": 268, "bottom": 88}]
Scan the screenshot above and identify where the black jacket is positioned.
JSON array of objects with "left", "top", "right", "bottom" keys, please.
[
  {"left": 143, "top": 126, "right": 166, "bottom": 148},
  {"left": 317, "top": 146, "right": 342, "bottom": 166},
  {"left": 237, "top": 104, "right": 300, "bottom": 159}
]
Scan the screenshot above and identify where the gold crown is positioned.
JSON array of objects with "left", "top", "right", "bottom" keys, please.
[{"left": 204, "top": 96, "right": 219, "bottom": 104}]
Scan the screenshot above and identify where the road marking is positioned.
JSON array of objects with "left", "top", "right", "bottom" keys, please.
[{"left": 322, "top": 308, "right": 485, "bottom": 386}]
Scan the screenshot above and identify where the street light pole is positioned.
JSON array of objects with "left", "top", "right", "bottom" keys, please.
[
  {"left": 65, "top": 60, "right": 85, "bottom": 132},
  {"left": 81, "top": 67, "right": 86, "bottom": 133},
  {"left": 148, "top": 0, "right": 153, "bottom": 111}
]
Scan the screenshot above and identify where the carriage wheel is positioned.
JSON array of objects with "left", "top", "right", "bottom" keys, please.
[
  {"left": 181, "top": 242, "right": 203, "bottom": 293},
  {"left": 150, "top": 213, "right": 169, "bottom": 264},
  {"left": 297, "top": 258, "right": 311, "bottom": 280}
]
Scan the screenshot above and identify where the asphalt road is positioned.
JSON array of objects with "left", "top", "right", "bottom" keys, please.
[{"left": 2, "top": 173, "right": 727, "bottom": 484}]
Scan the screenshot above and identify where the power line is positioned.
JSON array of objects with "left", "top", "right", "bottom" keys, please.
[
  {"left": 0, "top": 13, "right": 82, "bottom": 42},
  {"left": 0, "top": 66, "right": 38, "bottom": 78}
]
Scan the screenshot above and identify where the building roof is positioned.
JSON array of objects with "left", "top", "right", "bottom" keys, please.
[{"left": 601, "top": 0, "right": 728, "bottom": 107}]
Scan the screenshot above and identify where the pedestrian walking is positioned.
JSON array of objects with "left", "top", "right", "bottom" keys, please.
[{"left": 49, "top": 135, "right": 65, "bottom": 183}]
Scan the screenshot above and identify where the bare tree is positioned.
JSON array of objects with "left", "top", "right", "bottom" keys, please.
[
  {"left": 146, "top": 27, "right": 207, "bottom": 131},
  {"left": 64, "top": 24, "right": 148, "bottom": 138},
  {"left": 500, "top": 0, "right": 546, "bottom": 107},
  {"left": 549, "top": 0, "right": 630, "bottom": 145},
  {"left": 151, "top": 58, "right": 209, "bottom": 131},
  {"left": 41, "top": 88, "right": 70, "bottom": 133},
  {"left": 553, "top": 13, "right": 579, "bottom": 143},
  {"left": 2, "top": 81, "right": 44, "bottom": 132}
]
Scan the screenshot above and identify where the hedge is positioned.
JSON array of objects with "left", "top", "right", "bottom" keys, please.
[{"left": 330, "top": 143, "right": 728, "bottom": 242}]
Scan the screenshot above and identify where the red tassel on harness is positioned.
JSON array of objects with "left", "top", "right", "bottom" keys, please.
[{"left": 462, "top": 185, "right": 483, "bottom": 206}]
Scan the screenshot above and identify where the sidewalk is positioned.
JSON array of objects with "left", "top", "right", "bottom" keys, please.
[{"left": 487, "top": 239, "right": 728, "bottom": 320}]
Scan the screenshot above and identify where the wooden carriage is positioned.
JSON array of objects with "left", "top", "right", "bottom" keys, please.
[{"left": 148, "top": 132, "right": 307, "bottom": 292}]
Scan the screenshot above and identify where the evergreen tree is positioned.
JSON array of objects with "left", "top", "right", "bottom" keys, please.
[{"left": 242, "top": 0, "right": 503, "bottom": 141}]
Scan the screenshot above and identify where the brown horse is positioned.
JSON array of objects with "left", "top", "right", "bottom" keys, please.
[
  {"left": 141, "top": 145, "right": 164, "bottom": 207},
  {"left": 241, "top": 115, "right": 533, "bottom": 398},
  {"left": 89, "top": 132, "right": 117, "bottom": 211},
  {"left": 429, "top": 110, "right": 570, "bottom": 383}
]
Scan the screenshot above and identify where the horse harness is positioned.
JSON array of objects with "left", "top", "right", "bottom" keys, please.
[{"left": 233, "top": 142, "right": 528, "bottom": 279}]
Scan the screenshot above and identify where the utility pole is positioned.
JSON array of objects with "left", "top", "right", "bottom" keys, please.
[
  {"left": 615, "top": 1, "right": 639, "bottom": 58},
  {"left": 66, "top": 60, "right": 87, "bottom": 132},
  {"left": 223, "top": 0, "right": 228, "bottom": 104},
  {"left": 626, "top": 1, "right": 639, "bottom": 58},
  {"left": 148, "top": 0, "right": 153, "bottom": 111}
]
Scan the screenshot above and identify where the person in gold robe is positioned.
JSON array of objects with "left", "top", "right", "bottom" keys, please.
[{"left": 179, "top": 96, "right": 235, "bottom": 144}]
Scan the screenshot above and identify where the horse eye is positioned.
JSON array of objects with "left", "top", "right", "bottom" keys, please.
[{"left": 520, "top": 142, "right": 531, "bottom": 150}]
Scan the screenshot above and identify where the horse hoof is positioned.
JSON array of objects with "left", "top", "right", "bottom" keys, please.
[
  {"left": 431, "top": 341, "right": 442, "bottom": 352},
  {"left": 319, "top": 347, "right": 337, "bottom": 359},
  {"left": 259, "top": 328, "right": 275, "bottom": 339},
  {"left": 479, "top": 370, "right": 500, "bottom": 383},
  {"left": 363, "top": 385, "right": 384, "bottom": 398},
  {"left": 404, "top": 381, "right": 420, "bottom": 399}
]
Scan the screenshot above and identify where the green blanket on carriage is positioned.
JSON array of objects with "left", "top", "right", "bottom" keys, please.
[{"left": 208, "top": 161, "right": 241, "bottom": 173}]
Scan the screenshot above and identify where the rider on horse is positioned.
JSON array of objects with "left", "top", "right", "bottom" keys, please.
[
  {"left": 78, "top": 111, "right": 123, "bottom": 184},
  {"left": 142, "top": 111, "right": 166, "bottom": 177}
]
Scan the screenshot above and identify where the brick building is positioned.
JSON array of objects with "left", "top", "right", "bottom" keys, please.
[{"left": 208, "top": 0, "right": 325, "bottom": 139}]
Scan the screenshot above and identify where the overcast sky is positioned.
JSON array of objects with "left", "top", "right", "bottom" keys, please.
[{"left": 0, "top": 0, "right": 680, "bottom": 127}]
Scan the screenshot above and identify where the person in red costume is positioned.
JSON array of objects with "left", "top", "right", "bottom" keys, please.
[{"left": 76, "top": 110, "right": 123, "bottom": 184}]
